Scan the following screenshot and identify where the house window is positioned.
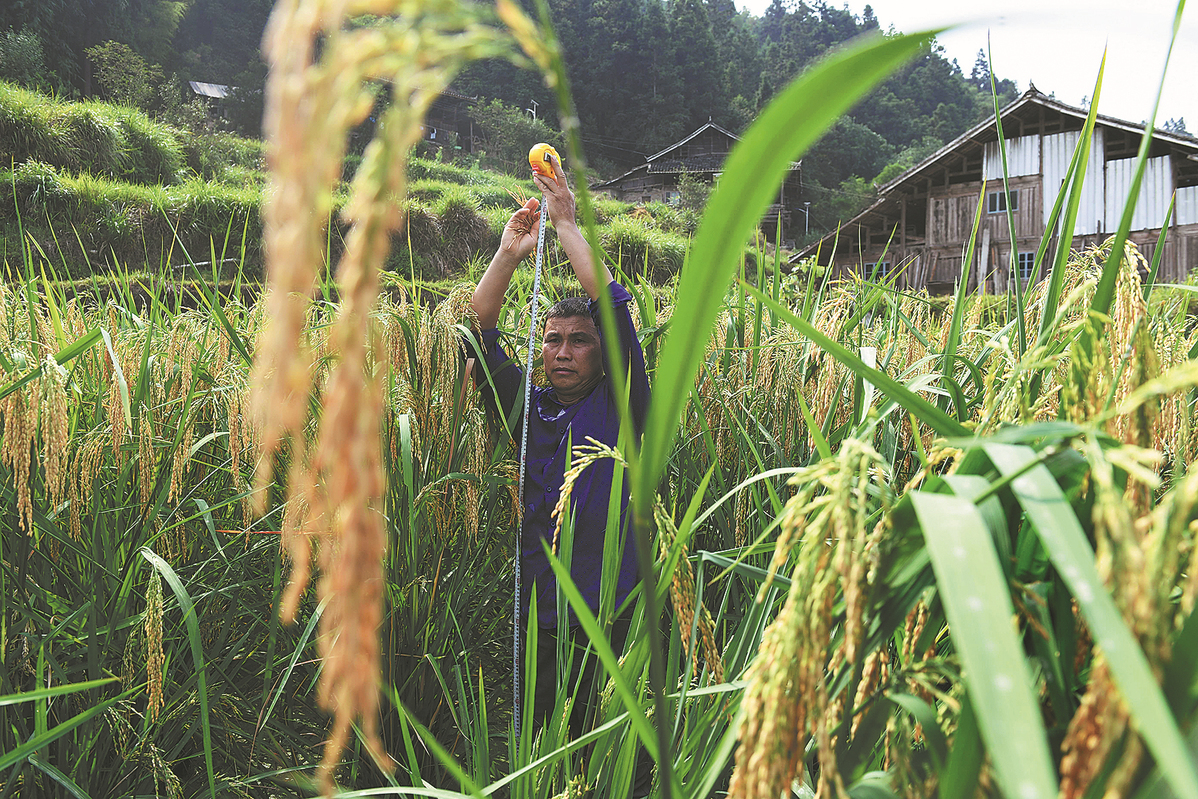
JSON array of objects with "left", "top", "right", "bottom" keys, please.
[
  {"left": 664, "top": 190, "right": 681, "bottom": 206},
  {"left": 1018, "top": 252, "right": 1036, "bottom": 283},
  {"left": 866, "top": 261, "right": 891, "bottom": 280},
  {"left": 987, "top": 189, "right": 1018, "bottom": 214}
]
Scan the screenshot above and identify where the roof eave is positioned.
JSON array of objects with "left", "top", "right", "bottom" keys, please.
[{"left": 646, "top": 121, "right": 741, "bottom": 163}]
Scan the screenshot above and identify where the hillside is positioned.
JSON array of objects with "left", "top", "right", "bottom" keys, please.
[
  {"left": 0, "top": 82, "right": 708, "bottom": 286},
  {"left": 2, "top": 0, "right": 1017, "bottom": 238}
]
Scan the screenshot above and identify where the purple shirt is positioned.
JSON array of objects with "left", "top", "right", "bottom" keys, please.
[{"left": 478, "top": 282, "right": 650, "bottom": 627}]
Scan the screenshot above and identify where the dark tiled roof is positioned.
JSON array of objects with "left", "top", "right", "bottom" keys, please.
[{"left": 648, "top": 155, "right": 729, "bottom": 173}]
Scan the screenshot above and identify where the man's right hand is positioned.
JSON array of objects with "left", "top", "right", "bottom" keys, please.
[
  {"left": 473, "top": 197, "right": 542, "bottom": 329},
  {"left": 500, "top": 197, "right": 541, "bottom": 263}
]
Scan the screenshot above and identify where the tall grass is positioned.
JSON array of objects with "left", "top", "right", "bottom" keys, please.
[{"left": 0, "top": 80, "right": 259, "bottom": 186}]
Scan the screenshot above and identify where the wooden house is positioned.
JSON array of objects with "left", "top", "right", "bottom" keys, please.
[
  {"left": 592, "top": 121, "right": 803, "bottom": 241},
  {"left": 792, "top": 89, "right": 1198, "bottom": 291},
  {"left": 421, "top": 88, "right": 477, "bottom": 153}
]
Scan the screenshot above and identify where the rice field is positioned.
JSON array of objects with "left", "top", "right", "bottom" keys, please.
[
  {"left": 3, "top": 1, "right": 1198, "bottom": 798},
  {"left": 3, "top": 224, "right": 1197, "bottom": 797}
]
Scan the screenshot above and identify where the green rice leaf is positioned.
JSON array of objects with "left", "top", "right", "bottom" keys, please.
[
  {"left": 543, "top": 544, "right": 661, "bottom": 764},
  {"left": 635, "top": 28, "right": 939, "bottom": 512},
  {"left": 1164, "top": 598, "right": 1198, "bottom": 720},
  {"left": 100, "top": 327, "right": 133, "bottom": 431},
  {"left": 390, "top": 697, "right": 486, "bottom": 799},
  {"left": 0, "top": 688, "right": 133, "bottom": 772},
  {"left": 1091, "top": 1, "right": 1185, "bottom": 317},
  {"left": 888, "top": 693, "right": 946, "bottom": 769},
  {"left": 795, "top": 388, "right": 832, "bottom": 461},
  {"left": 1035, "top": 57, "right": 1105, "bottom": 351},
  {"left": 0, "top": 677, "right": 118, "bottom": 708},
  {"left": 1143, "top": 194, "right": 1175, "bottom": 301},
  {"left": 0, "top": 327, "right": 102, "bottom": 402},
  {"left": 938, "top": 695, "right": 983, "bottom": 799},
  {"left": 983, "top": 443, "right": 1198, "bottom": 799},
  {"left": 848, "top": 774, "right": 900, "bottom": 799},
  {"left": 941, "top": 184, "right": 985, "bottom": 413},
  {"left": 187, "top": 259, "right": 254, "bottom": 366},
  {"left": 27, "top": 754, "right": 92, "bottom": 799},
  {"left": 985, "top": 48, "right": 1027, "bottom": 354},
  {"left": 909, "top": 491, "right": 1057, "bottom": 799}
]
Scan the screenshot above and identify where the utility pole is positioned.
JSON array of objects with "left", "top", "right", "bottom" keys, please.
[
  {"left": 804, "top": 202, "right": 811, "bottom": 235},
  {"left": 526, "top": 99, "right": 538, "bottom": 120}
]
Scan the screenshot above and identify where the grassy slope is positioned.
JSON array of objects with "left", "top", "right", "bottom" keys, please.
[{"left": 1, "top": 81, "right": 706, "bottom": 285}]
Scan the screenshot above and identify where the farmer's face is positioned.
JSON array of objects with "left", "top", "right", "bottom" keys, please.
[{"left": 542, "top": 315, "right": 603, "bottom": 404}]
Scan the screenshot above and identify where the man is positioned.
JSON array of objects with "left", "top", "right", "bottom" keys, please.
[{"left": 468, "top": 154, "right": 650, "bottom": 735}]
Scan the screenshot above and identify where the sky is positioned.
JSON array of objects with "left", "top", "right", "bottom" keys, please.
[{"left": 737, "top": 0, "right": 1198, "bottom": 132}]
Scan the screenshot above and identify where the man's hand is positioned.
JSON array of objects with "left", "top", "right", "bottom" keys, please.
[
  {"left": 533, "top": 154, "right": 577, "bottom": 230},
  {"left": 473, "top": 197, "right": 547, "bottom": 329},
  {"left": 500, "top": 197, "right": 541, "bottom": 262}
]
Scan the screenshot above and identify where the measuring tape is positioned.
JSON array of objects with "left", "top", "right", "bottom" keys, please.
[{"left": 513, "top": 188, "right": 549, "bottom": 740}]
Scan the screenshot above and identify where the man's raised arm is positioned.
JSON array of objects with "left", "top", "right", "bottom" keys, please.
[{"left": 535, "top": 155, "right": 613, "bottom": 300}]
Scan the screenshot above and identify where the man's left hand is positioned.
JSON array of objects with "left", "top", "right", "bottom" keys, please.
[{"left": 534, "top": 154, "right": 577, "bottom": 229}]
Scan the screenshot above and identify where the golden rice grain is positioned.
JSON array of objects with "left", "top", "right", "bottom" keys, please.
[
  {"left": 1, "top": 384, "right": 34, "bottom": 532},
  {"left": 729, "top": 440, "right": 883, "bottom": 799},
  {"left": 145, "top": 570, "right": 165, "bottom": 723},
  {"left": 254, "top": 3, "right": 506, "bottom": 787},
  {"left": 655, "top": 501, "right": 725, "bottom": 685},
  {"left": 41, "top": 355, "right": 70, "bottom": 511},
  {"left": 138, "top": 405, "right": 154, "bottom": 512}
]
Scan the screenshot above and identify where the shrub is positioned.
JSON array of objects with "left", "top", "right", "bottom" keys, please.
[
  {"left": 470, "top": 98, "right": 564, "bottom": 175},
  {"left": 0, "top": 81, "right": 57, "bottom": 165},
  {"left": 0, "top": 29, "right": 50, "bottom": 90},
  {"left": 398, "top": 200, "right": 446, "bottom": 277},
  {"left": 60, "top": 104, "right": 126, "bottom": 176},
  {"left": 112, "top": 107, "right": 186, "bottom": 184},
  {"left": 590, "top": 197, "right": 633, "bottom": 225},
  {"left": 408, "top": 156, "right": 472, "bottom": 184},
  {"left": 218, "top": 165, "right": 265, "bottom": 190},
  {"left": 1, "top": 163, "right": 262, "bottom": 278},
  {"left": 408, "top": 179, "right": 456, "bottom": 204},
  {"left": 8, "top": 160, "right": 71, "bottom": 214},
  {"left": 480, "top": 204, "right": 515, "bottom": 238},
  {"left": 181, "top": 131, "right": 264, "bottom": 181},
  {"left": 1, "top": 81, "right": 260, "bottom": 186},
  {"left": 677, "top": 168, "right": 710, "bottom": 213},
  {"left": 84, "top": 41, "right": 164, "bottom": 112},
  {"left": 633, "top": 200, "right": 701, "bottom": 237}
]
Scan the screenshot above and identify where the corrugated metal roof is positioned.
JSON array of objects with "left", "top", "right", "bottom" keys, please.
[
  {"left": 188, "top": 81, "right": 231, "bottom": 99},
  {"left": 1106, "top": 156, "right": 1174, "bottom": 232},
  {"left": 591, "top": 163, "right": 649, "bottom": 189},
  {"left": 1042, "top": 129, "right": 1106, "bottom": 235},
  {"left": 873, "top": 89, "right": 1198, "bottom": 197},
  {"left": 1177, "top": 185, "right": 1198, "bottom": 226},
  {"left": 984, "top": 135, "right": 1039, "bottom": 180}
]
